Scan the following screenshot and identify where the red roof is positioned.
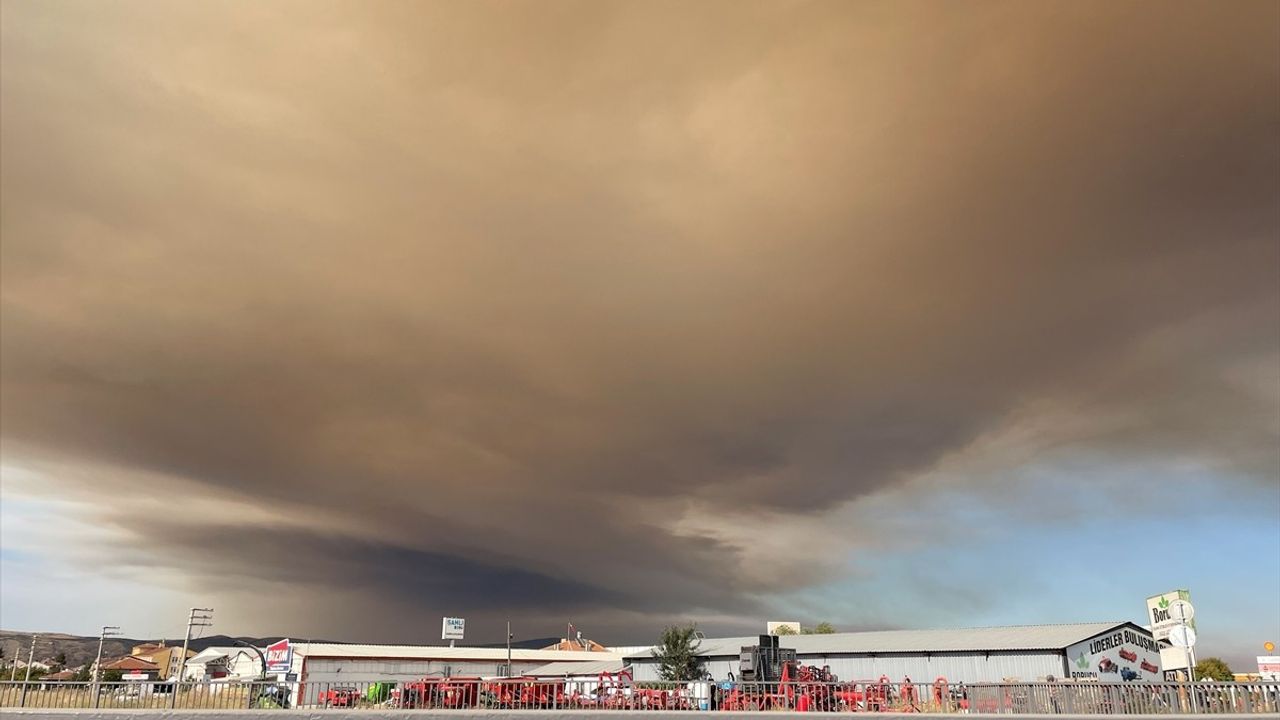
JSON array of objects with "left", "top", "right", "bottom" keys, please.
[{"left": 102, "top": 656, "right": 160, "bottom": 671}]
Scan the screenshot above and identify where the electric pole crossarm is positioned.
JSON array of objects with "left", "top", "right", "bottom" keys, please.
[
  {"left": 91, "top": 626, "right": 122, "bottom": 710},
  {"left": 172, "top": 608, "right": 214, "bottom": 709}
]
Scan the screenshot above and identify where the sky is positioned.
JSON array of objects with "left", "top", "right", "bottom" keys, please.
[{"left": 1, "top": 0, "right": 1277, "bottom": 671}]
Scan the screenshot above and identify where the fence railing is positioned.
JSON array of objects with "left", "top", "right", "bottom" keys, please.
[{"left": 0, "top": 679, "right": 1276, "bottom": 713}]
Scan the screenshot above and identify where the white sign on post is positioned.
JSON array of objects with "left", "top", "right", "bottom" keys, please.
[
  {"left": 1160, "top": 647, "right": 1189, "bottom": 672},
  {"left": 767, "top": 621, "right": 801, "bottom": 635},
  {"left": 1168, "top": 625, "right": 1197, "bottom": 648},
  {"left": 1257, "top": 656, "right": 1280, "bottom": 681},
  {"left": 442, "top": 617, "right": 465, "bottom": 641},
  {"left": 1146, "top": 589, "right": 1194, "bottom": 641}
]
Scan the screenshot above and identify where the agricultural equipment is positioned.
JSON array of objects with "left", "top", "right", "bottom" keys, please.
[
  {"left": 251, "top": 684, "right": 291, "bottom": 709},
  {"left": 319, "top": 687, "right": 361, "bottom": 708},
  {"left": 863, "top": 676, "right": 896, "bottom": 711},
  {"left": 722, "top": 638, "right": 864, "bottom": 712},
  {"left": 853, "top": 675, "right": 934, "bottom": 713},
  {"left": 780, "top": 661, "right": 844, "bottom": 711},
  {"left": 365, "top": 683, "right": 393, "bottom": 704},
  {"left": 481, "top": 677, "right": 566, "bottom": 708},
  {"left": 933, "top": 677, "right": 968, "bottom": 711},
  {"left": 398, "top": 677, "right": 481, "bottom": 708},
  {"left": 738, "top": 635, "right": 797, "bottom": 682},
  {"left": 589, "top": 669, "right": 637, "bottom": 710}
]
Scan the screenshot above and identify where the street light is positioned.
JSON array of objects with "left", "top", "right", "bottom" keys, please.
[{"left": 233, "top": 640, "right": 268, "bottom": 681}]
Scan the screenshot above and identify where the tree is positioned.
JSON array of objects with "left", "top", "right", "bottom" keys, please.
[
  {"left": 652, "top": 624, "right": 703, "bottom": 681},
  {"left": 774, "top": 625, "right": 798, "bottom": 636},
  {"left": 101, "top": 669, "right": 123, "bottom": 683},
  {"left": 72, "top": 667, "right": 92, "bottom": 682},
  {"left": 52, "top": 652, "right": 67, "bottom": 672},
  {"left": 1194, "top": 657, "right": 1233, "bottom": 681}
]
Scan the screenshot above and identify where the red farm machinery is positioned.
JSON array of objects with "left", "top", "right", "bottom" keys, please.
[
  {"left": 717, "top": 635, "right": 953, "bottom": 712},
  {"left": 572, "top": 669, "right": 696, "bottom": 711},
  {"left": 395, "top": 677, "right": 483, "bottom": 709}
]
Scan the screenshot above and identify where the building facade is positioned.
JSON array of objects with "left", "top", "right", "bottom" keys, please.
[
  {"left": 282, "top": 643, "right": 622, "bottom": 706},
  {"left": 625, "top": 622, "right": 1160, "bottom": 684}
]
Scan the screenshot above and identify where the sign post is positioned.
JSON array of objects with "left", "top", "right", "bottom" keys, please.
[
  {"left": 1169, "top": 601, "right": 1196, "bottom": 684},
  {"left": 1147, "top": 589, "right": 1198, "bottom": 684}
]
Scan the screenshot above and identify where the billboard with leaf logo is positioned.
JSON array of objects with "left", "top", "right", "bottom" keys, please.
[{"left": 1146, "top": 589, "right": 1194, "bottom": 641}]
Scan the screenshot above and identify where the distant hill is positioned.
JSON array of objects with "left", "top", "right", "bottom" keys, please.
[{"left": 0, "top": 631, "right": 329, "bottom": 670}]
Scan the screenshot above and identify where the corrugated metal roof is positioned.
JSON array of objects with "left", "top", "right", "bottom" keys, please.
[
  {"left": 624, "top": 622, "right": 1136, "bottom": 659},
  {"left": 524, "top": 659, "right": 627, "bottom": 677},
  {"left": 187, "top": 647, "right": 258, "bottom": 664},
  {"left": 605, "top": 646, "right": 653, "bottom": 656},
  {"left": 186, "top": 647, "right": 237, "bottom": 663},
  {"left": 295, "top": 643, "right": 620, "bottom": 662}
]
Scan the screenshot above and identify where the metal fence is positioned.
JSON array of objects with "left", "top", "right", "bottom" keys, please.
[{"left": 0, "top": 679, "right": 1276, "bottom": 713}]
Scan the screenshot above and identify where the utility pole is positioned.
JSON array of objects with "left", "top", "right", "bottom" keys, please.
[
  {"left": 18, "top": 635, "right": 39, "bottom": 708},
  {"left": 93, "top": 626, "right": 122, "bottom": 683},
  {"left": 23, "top": 635, "right": 37, "bottom": 682},
  {"left": 506, "top": 621, "right": 512, "bottom": 677},
  {"left": 92, "top": 626, "right": 121, "bottom": 709},
  {"left": 171, "top": 608, "right": 213, "bottom": 709}
]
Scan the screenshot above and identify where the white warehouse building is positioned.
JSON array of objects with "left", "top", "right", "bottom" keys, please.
[
  {"left": 283, "top": 643, "right": 621, "bottom": 706},
  {"left": 625, "top": 622, "right": 1163, "bottom": 684}
]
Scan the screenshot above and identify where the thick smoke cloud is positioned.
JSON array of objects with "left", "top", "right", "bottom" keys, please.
[{"left": 2, "top": 0, "right": 1277, "bottom": 641}]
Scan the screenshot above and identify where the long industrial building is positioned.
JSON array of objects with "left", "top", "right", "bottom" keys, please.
[
  {"left": 625, "top": 622, "right": 1162, "bottom": 684},
  {"left": 285, "top": 643, "right": 621, "bottom": 705}
]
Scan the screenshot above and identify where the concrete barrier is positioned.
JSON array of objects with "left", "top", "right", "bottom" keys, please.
[{"left": 0, "top": 707, "right": 1228, "bottom": 712}]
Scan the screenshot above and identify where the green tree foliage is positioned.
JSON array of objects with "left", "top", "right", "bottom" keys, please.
[
  {"left": 1194, "top": 657, "right": 1234, "bottom": 681},
  {"left": 774, "top": 625, "right": 798, "bottom": 636},
  {"left": 72, "top": 667, "right": 93, "bottom": 682},
  {"left": 101, "top": 669, "right": 123, "bottom": 683},
  {"left": 652, "top": 624, "right": 703, "bottom": 681},
  {"left": 52, "top": 652, "right": 67, "bottom": 672}
]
